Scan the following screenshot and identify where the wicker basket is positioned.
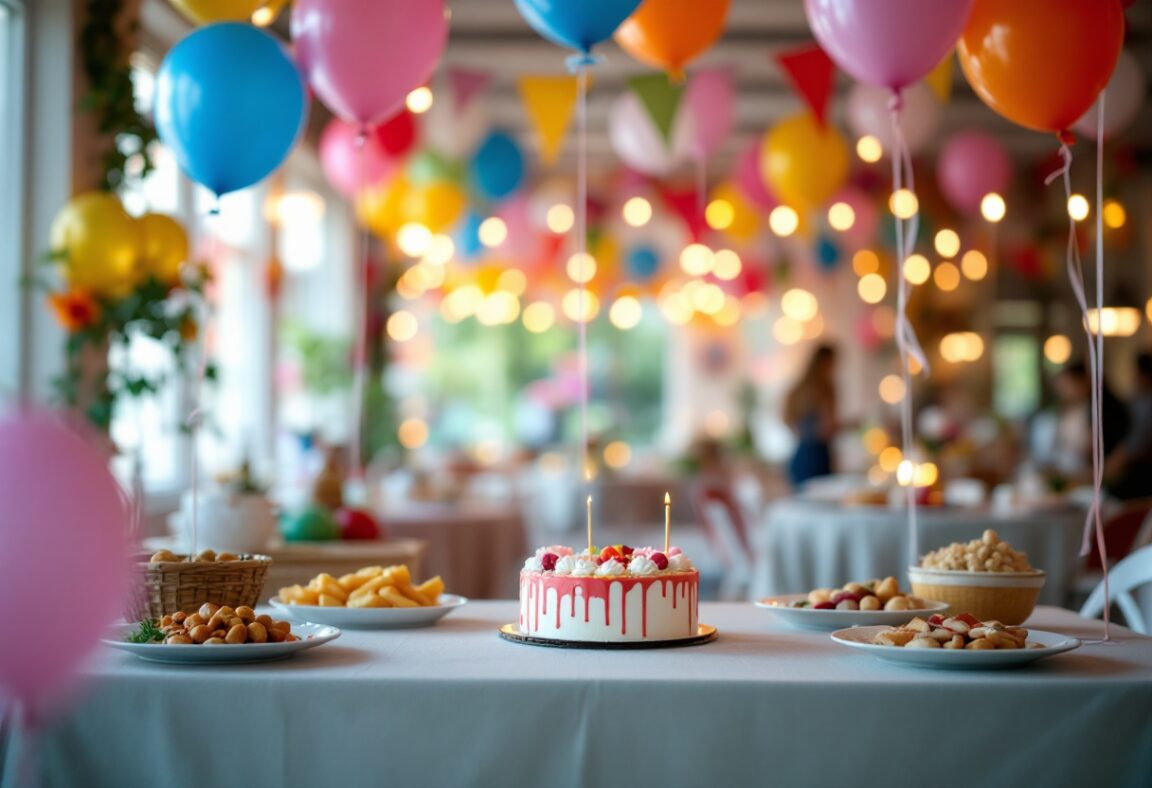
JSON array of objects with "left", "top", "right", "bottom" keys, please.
[
  {"left": 128, "top": 554, "right": 272, "bottom": 622},
  {"left": 909, "top": 567, "right": 1045, "bottom": 625}
]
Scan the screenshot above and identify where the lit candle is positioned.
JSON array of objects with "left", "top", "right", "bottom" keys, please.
[
  {"left": 587, "top": 495, "right": 593, "bottom": 554},
  {"left": 664, "top": 492, "right": 671, "bottom": 554}
]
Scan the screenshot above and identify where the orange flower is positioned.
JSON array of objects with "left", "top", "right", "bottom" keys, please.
[{"left": 47, "top": 290, "right": 101, "bottom": 332}]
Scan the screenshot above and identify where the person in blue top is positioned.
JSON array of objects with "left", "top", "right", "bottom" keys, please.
[{"left": 784, "top": 344, "right": 839, "bottom": 488}]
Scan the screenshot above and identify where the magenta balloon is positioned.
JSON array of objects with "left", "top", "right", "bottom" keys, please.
[
  {"left": 292, "top": 0, "right": 448, "bottom": 127},
  {"left": 0, "top": 408, "right": 129, "bottom": 706},
  {"left": 676, "top": 68, "right": 735, "bottom": 161},
  {"left": 805, "top": 0, "right": 973, "bottom": 91},
  {"left": 733, "top": 139, "right": 778, "bottom": 211},
  {"left": 1073, "top": 50, "right": 1146, "bottom": 141},
  {"left": 846, "top": 82, "right": 941, "bottom": 155},
  {"left": 319, "top": 118, "right": 397, "bottom": 197},
  {"left": 937, "top": 130, "right": 1013, "bottom": 216}
]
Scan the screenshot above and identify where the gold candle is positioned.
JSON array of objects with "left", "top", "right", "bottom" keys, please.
[
  {"left": 664, "top": 492, "right": 671, "bottom": 554},
  {"left": 587, "top": 495, "right": 593, "bottom": 553}
]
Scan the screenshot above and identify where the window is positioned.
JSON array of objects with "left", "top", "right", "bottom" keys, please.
[{"left": 0, "top": 0, "right": 26, "bottom": 394}]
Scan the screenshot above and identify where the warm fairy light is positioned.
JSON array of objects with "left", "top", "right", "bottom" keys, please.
[
  {"left": 405, "top": 86, "right": 433, "bottom": 114},
  {"left": 862, "top": 427, "right": 888, "bottom": 455},
  {"left": 768, "top": 206, "right": 799, "bottom": 237},
  {"left": 603, "top": 441, "right": 632, "bottom": 469},
  {"left": 896, "top": 460, "right": 915, "bottom": 487},
  {"left": 879, "top": 374, "right": 906, "bottom": 404},
  {"left": 889, "top": 189, "right": 918, "bottom": 219},
  {"left": 934, "top": 229, "right": 961, "bottom": 258},
  {"left": 1103, "top": 199, "right": 1126, "bottom": 229},
  {"left": 562, "top": 289, "right": 600, "bottom": 323},
  {"left": 660, "top": 292, "right": 693, "bottom": 325},
  {"left": 691, "top": 282, "right": 726, "bottom": 315},
  {"left": 878, "top": 446, "right": 903, "bottom": 472},
  {"left": 773, "top": 316, "right": 803, "bottom": 345},
  {"left": 801, "top": 313, "right": 825, "bottom": 340},
  {"left": 397, "top": 222, "right": 432, "bottom": 257},
  {"left": 1044, "top": 334, "right": 1072, "bottom": 365},
  {"left": 566, "top": 252, "right": 597, "bottom": 284},
  {"left": 898, "top": 460, "right": 938, "bottom": 488},
  {"left": 251, "top": 5, "right": 276, "bottom": 26},
  {"left": 961, "top": 250, "right": 988, "bottom": 281},
  {"left": 497, "top": 268, "right": 527, "bottom": 296},
  {"left": 742, "top": 292, "right": 770, "bottom": 317},
  {"left": 1067, "top": 194, "right": 1090, "bottom": 222},
  {"left": 980, "top": 193, "right": 1006, "bottom": 223},
  {"left": 781, "top": 288, "right": 818, "bottom": 322},
  {"left": 908, "top": 355, "right": 923, "bottom": 375},
  {"left": 858, "top": 273, "right": 886, "bottom": 304},
  {"left": 856, "top": 135, "right": 883, "bottom": 163},
  {"left": 852, "top": 249, "right": 880, "bottom": 277},
  {"left": 713, "top": 296, "right": 741, "bottom": 327},
  {"left": 867, "top": 465, "right": 888, "bottom": 485},
  {"left": 398, "top": 418, "right": 429, "bottom": 449},
  {"left": 940, "top": 332, "right": 984, "bottom": 363},
  {"left": 478, "top": 217, "right": 507, "bottom": 247},
  {"left": 903, "top": 254, "right": 930, "bottom": 285},
  {"left": 425, "top": 234, "right": 455, "bottom": 265},
  {"left": 827, "top": 202, "right": 856, "bottom": 232},
  {"left": 622, "top": 196, "right": 653, "bottom": 227},
  {"left": 679, "top": 243, "right": 714, "bottom": 276},
  {"left": 522, "top": 301, "right": 556, "bottom": 333},
  {"left": 476, "top": 291, "right": 521, "bottom": 326},
  {"left": 1146, "top": 298, "right": 1152, "bottom": 326},
  {"left": 609, "top": 295, "right": 643, "bottom": 330},
  {"left": 1086, "top": 307, "right": 1141, "bottom": 337},
  {"left": 705, "top": 198, "right": 735, "bottom": 230},
  {"left": 396, "top": 273, "right": 424, "bottom": 302},
  {"left": 546, "top": 203, "right": 575, "bottom": 233},
  {"left": 711, "top": 249, "right": 742, "bottom": 281},
  {"left": 934, "top": 261, "right": 961, "bottom": 292}
]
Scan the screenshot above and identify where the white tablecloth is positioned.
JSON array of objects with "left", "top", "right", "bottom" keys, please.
[
  {"left": 34, "top": 604, "right": 1152, "bottom": 788},
  {"left": 753, "top": 498, "right": 1085, "bottom": 605}
]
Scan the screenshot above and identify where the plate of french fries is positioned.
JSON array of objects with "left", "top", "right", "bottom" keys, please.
[{"left": 270, "top": 564, "right": 467, "bottom": 629}]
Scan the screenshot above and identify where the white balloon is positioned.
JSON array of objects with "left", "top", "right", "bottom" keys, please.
[
  {"left": 846, "top": 82, "right": 941, "bottom": 155},
  {"left": 608, "top": 92, "right": 689, "bottom": 177},
  {"left": 1073, "top": 50, "right": 1146, "bottom": 141}
]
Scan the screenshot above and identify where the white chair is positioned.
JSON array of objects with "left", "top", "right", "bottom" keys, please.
[{"left": 1079, "top": 543, "right": 1152, "bottom": 635}]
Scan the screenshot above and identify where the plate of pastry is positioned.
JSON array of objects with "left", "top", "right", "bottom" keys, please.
[{"left": 756, "top": 576, "right": 947, "bottom": 630}]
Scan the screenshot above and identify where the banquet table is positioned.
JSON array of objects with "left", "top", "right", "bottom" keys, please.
[
  {"left": 37, "top": 603, "right": 1152, "bottom": 788},
  {"left": 379, "top": 502, "right": 527, "bottom": 598},
  {"left": 752, "top": 498, "right": 1086, "bottom": 605}
]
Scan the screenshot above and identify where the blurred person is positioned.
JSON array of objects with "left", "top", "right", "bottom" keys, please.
[
  {"left": 1045, "top": 361, "right": 1128, "bottom": 484},
  {"left": 783, "top": 344, "right": 839, "bottom": 487},
  {"left": 1105, "top": 351, "right": 1152, "bottom": 499}
]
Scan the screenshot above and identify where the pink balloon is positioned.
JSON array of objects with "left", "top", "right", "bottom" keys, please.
[
  {"left": 937, "top": 130, "right": 1013, "bottom": 216},
  {"left": 733, "top": 139, "right": 778, "bottom": 211},
  {"left": 846, "top": 82, "right": 941, "bottom": 155},
  {"left": 319, "top": 118, "right": 397, "bottom": 197},
  {"left": 292, "top": 0, "right": 447, "bottom": 127},
  {"left": 805, "top": 0, "right": 973, "bottom": 91},
  {"left": 497, "top": 193, "right": 547, "bottom": 268},
  {"left": 1073, "top": 50, "right": 1146, "bottom": 141},
  {"left": 0, "top": 408, "right": 129, "bottom": 707},
  {"left": 831, "top": 186, "right": 879, "bottom": 249},
  {"left": 608, "top": 92, "right": 687, "bottom": 177},
  {"left": 674, "top": 68, "right": 735, "bottom": 161}
]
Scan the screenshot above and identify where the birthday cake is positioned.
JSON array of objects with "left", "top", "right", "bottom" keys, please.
[{"left": 519, "top": 545, "right": 698, "bottom": 642}]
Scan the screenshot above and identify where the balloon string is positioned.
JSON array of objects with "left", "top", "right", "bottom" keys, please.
[
  {"left": 349, "top": 129, "right": 371, "bottom": 480},
  {"left": 576, "top": 63, "right": 590, "bottom": 498},
  {"left": 695, "top": 157, "right": 707, "bottom": 223},
  {"left": 1044, "top": 134, "right": 1108, "bottom": 641},
  {"left": 1093, "top": 94, "right": 1109, "bottom": 641}
]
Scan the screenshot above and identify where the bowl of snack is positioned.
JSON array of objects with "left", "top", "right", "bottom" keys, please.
[
  {"left": 270, "top": 564, "right": 466, "bottom": 629},
  {"left": 755, "top": 576, "right": 947, "bottom": 630},
  {"left": 128, "top": 549, "right": 272, "bottom": 623},
  {"left": 908, "top": 530, "right": 1045, "bottom": 625}
]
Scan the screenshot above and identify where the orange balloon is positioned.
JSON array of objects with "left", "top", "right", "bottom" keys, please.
[
  {"left": 957, "top": 0, "right": 1124, "bottom": 133},
  {"left": 615, "top": 0, "right": 731, "bottom": 80}
]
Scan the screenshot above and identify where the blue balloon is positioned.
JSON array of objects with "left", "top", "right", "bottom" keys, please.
[
  {"left": 155, "top": 23, "right": 307, "bottom": 197},
  {"left": 456, "top": 211, "right": 485, "bottom": 261},
  {"left": 514, "top": 0, "right": 644, "bottom": 57},
  {"left": 470, "top": 131, "right": 525, "bottom": 202},
  {"left": 626, "top": 245, "right": 661, "bottom": 281},
  {"left": 817, "top": 234, "right": 841, "bottom": 270}
]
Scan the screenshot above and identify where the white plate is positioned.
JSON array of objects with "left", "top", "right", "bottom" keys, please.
[
  {"left": 830, "top": 626, "right": 1081, "bottom": 670},
  {"left": 105, "top": 622, "right": 340, "bottom": 664},
  {"left": 755, "top": 595, "right": 949, "bottom": 630},
  {"left": 269, "top": 594, "right": 468, "bottom": 629}
]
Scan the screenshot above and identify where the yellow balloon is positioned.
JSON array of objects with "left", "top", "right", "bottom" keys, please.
[
  {"left": 137, "top": 213, "right": 190, "bottom": 285},
  {"left": 760, "top": 114, "right": 849, "bottom": 211},
  {"left": 710, "top": 181, "right": 761, "bottom": 242},
  {"left": 170, "top": 0, "right": 264, "bottom": 25},
  {"left": 401, "top": 181, "right": 466, "bottom": 234},
  {"left": 50, "top": 192, "right": 141, "bottom": 298},
  {"left": 360, "top": 176, "right": 410, "bottom": 239}
]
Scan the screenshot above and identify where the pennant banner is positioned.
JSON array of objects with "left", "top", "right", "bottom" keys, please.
[
  {"left": 517, "top": 75, "right": 580, "bottom": 165},
  {"left": 447, "top": 67, "right": 492, "bottom": 115},
  {"left": 924, "top": 53, "right": 954, "bottom": 104},
  {"left": 660, "top": 186, "right": 706, "bottom": 241},
  {"left": 628, "top": 73, "right": 684, "bottom": 144},
  {"left": 775, "top": 44, "right": 836, "bottom": 126}
]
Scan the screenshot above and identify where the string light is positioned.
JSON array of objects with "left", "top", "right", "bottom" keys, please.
[
  {"left": 856, "top": 135, "right": 883, "bottom": 163},
  {"left": 398, "top": 418, "right": 429, "bottom": 449},
  {"left": 934, "top": 229, "right": 960, "bottom": 258},
  {"left": 879, "top": 374, "right": 906, "bottom": 404},
  {"left": 852, "top": 249, "right": 880, "bottom": 276},
  {"left": 679, "top": 243, "right": 714, "bottom": 276},
  {"left": 603, "top": 441, "right": 632, "bottom": 469},
  {"left": 781, "top": 288, "right": 818, "bottom": 322},
  {"left": 858, "top": 273, "right": 886, "bottom": 304},
  {"left": 934, "top": 261, "right": 961, "bottom": 292},
  {"left": 397, "top": 223, "right": 432, "bottom": 257},
  {"left": 862, "top": 427, "right": 888, "bottom": 455},
  {"left": 405, "top": 86, "right": 433, "bottom": 114},
  {"left": 705, "top": 199, "right": 735, "bottom": 230},
  {"left": 980, "top": 193, "right": 1006, "bottom": 223},
  {"left": 768, "top": 206, "right": 799, "bottom": 237},
  {"left": 1044, "top": 334, "right": 1072, "bottom": 365},
  {"left": 424, "top": 234, "right": 455, "bottom": 265},
  {"left": 609, "top": 296, "right": 643, "bottom": 330},
  {"left": 878, "top": 446, "right": 903, "bottom": 472},
  {"left": 773, "top": 316, "right": 803, "bottom": 345},
  {"left": 497, "top": 268, "right": 527, "bottom": 296},
  {"left": 251, "top": 6, "right": 277, "bottom": 27},
  {"left": 386, "top": 310, "right": 419, "bottom": 343},
  {"left": 940, "top": 332, "right": 984, "bottom": 363},
  {"left": 828, "top": 202, "right": 855, "bottom": 231},
  {"left": 1103, "top": 199, "right": 1126, "bottom": 229},
  {"left": 1067, "top": 194, "right": 1090, "bottom": 222},
  {"left": 478, "top": 217, "right": 507, "bottom": 247},
  {"left": 522, "top": 301, "right": 556, "bottom": 333},
  {"left": 546, "top": 203, "right": 575, "bottom": 233},
  {"left": 566, "top": 252, "right": 597, "bottom": 283},
  {"left": 1086, "top": 307, "right": 1141, "bottom": 337},
  {"left": 659, "top": 292, "right": 693, "bottom": 325},
  {"left": 903, "top": 254, "right": 930, "bottom": 285},
  {"left": 622, "top": 196, "right": 652, "bottom": 227},
  {"left": 888, "top": 189, "right": 918, "bottom": 219},
  {"left": 960, "top": 250, "right": 988, "bottom": 281},
  {"left": 711, "top": 249, "right": 742, "bottom": 281},
  {"left": 562, "top": 289, "right": 600, "bottom": 323}
]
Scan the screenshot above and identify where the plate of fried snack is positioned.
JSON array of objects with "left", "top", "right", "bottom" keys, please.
[
  {"left": 755, "top": 576, "right": 947, "bottom": 630},
  {"left": 270, "top": 564, "right": 467, "bottom": 629},
  {"left": 106, "top": 603, "right": 340, "bottom": 664},
  {"left": 831, "top": 613, "right": 1080, "bottom": 669}
]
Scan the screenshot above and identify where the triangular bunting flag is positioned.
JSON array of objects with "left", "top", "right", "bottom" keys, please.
[
  {"left": 628, "top": 73, "right": 684, "bottom": 144},
  {"left": 775, "top": 44, "right": 836, "bottom": 126},
  {"left": 660, "top": 186, "right": 707, "bottom": 241},
  {"left": 517, "top": 75, "right": 581, "bottom": 165},
  {"left": 448, "top": 67, "right": 492, "bottom": 115},
  {"left": 924, "top": 53, "right": 954, "bottom": 104}
]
